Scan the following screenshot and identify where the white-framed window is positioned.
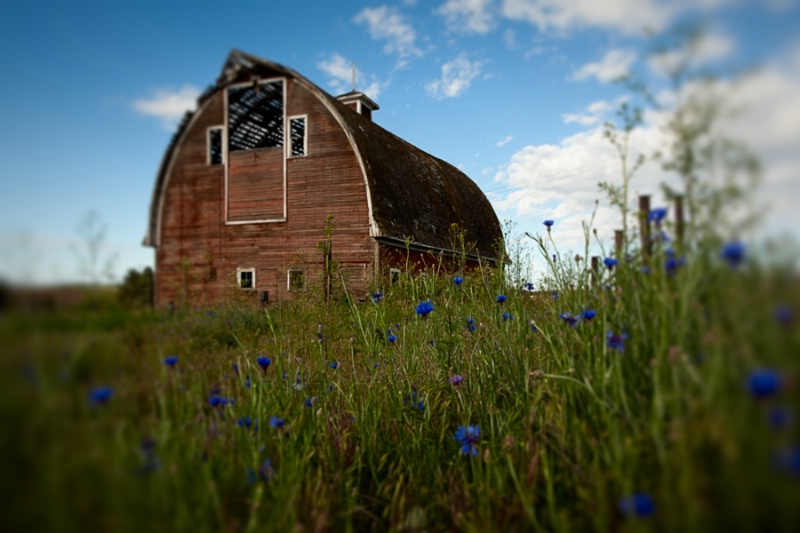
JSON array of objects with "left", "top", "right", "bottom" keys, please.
[
  {"left": 207, "top": 126, "right": 223, "bottom": 165},
  {"left": 237, "top": 268, "right": 255, "bottom": 290},
  {"left": 287, "top": 115, "right": 307, "bottom": 158},
  {"left": 287, "top": 269, "right": 306, "bottom": 292},
  {"left": 389, "top": 268, "right": 401, "bottom": 285}
]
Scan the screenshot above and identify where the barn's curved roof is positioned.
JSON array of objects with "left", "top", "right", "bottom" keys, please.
[{"left": 144, "top": 50, "right": 503, "bottom": 262}]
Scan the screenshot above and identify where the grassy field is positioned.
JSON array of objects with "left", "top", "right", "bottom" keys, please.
[{"left": 1, "top": 232, "right": 798, "bottom": 532}]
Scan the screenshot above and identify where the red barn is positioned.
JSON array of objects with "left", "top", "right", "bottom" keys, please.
[{"left": 144, "top": 50, "right": 503, "bottom": 307}]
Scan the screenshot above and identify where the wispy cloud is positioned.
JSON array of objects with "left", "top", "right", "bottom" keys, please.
[
  {"left": 353, "top": 6, "right": 422, "bottom": 63},
  {"left": 572, "top": 49, "right": 636, "bottom": 83},
  {"left": 317, "top": 53, "right": 384, "bottom": 100},
  {"left": 132, "top": 85, "right": 200, "bottom": 130},
  {"left": 426, "top": 53, "right": 483, "bottom": 99},
  {"left": 436, "top": 0, "right": 495, "bottom": 34},
  {"left": 647, "top": 29, "right": 736, "bottom": 77},
  {"left": 562, "top": 100, "right": 615, "bottom": 125},
  {"left": 501, "top": 0, "right": 733, "bottom": 36},
  {"left": 496, "top": 134, "right": 513, "bottom": 147}
]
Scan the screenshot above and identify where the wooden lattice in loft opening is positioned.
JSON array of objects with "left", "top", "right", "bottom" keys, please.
[{"left": 227, "top": 80, "right": 284, "bottom": 152}]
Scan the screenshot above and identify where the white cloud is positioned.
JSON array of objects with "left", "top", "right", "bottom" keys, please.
[
  {"left": 503, "top": 28, "right": 517, "bottom": 48},
  {"left": 426, "top": 54, "right": 483, "bottom": 98},
  {"left": 572, "top": 49, "right": 636, "bottom": 83},
  {"left": 492, "top": 118, "right": 671, "bottom": 256},
  {"left": 436, "top": 0, "right": 495, "bottom": 34},
  {"left": 501, "top": 0, "right": 734, "bottom": 36},
  {"left": 317, "top": 53, "right": 384, "bottom": 100},
  {"left": 132, "top": 85, "right": 200, "bottom": 130},
  {"left": 496, "top": 134, "right": 513, "bottom": 147},
  {"left": 562, "top": 100, "right": 615, "bottom": 125},
  {"left": 354, "top": 6, "right": 422, "bottom": 60}
]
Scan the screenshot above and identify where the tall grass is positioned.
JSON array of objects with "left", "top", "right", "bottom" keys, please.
[{"left": 1, "top": 229, "right": 798, "bottom": 532}]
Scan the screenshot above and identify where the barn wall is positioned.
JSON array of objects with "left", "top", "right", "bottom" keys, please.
[
  {"left": 378, "top": 245, "right": 487, "bottom": 276},
  {"left": 155, "top": 77, "right": 375, "bottom": 308}
]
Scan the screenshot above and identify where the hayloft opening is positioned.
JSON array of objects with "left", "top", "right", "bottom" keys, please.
[{"left": 227, "top": 79, "right": 284, "bottom": 152}]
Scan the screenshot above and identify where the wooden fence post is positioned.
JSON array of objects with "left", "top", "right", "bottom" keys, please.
[{"left": 639, "top": 194, "right": 651, "bottom": 258}]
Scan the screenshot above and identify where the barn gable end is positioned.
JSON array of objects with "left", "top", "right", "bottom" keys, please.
[{"left": 144, "top": 50, "right": 502, "bottom": 307}]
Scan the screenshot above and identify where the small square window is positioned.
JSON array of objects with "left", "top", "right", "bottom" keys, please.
[
  {"left": 237, "top": 268, "right": 255, "bottom": 290},
  {"left": 288, "top": 269, "right": 305, "bottom": 292},
  {"left": 208, "top": 127, "right": 223, "bottom": 165}
]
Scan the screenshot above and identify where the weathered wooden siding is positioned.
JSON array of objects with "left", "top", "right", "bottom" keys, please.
[
  {"left": 227, "top": 148, "right": 283, "bottom": 221},
  {"left": 155, "top": 77, "right": 376, "bottom": 308}
]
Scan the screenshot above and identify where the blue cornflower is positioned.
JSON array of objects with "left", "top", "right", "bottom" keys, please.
[
  {"left": 664, "top": 255, "right": 685, "bottom": 276},
  {"left": 257, "top": 356, "right": 271, "bottom": 371},
  {"left": 328, "top": 361, "right": 339, "bottom": 370},
  {"left": 259, "top": 458, "right": 276, "bottom": 481},
  {"left": 768, "top": 406, "right": 794, "bottom": 430},
  {"left": 269, "top": 416, "right": 285, "bottom": 429},
  {"left": 523, "top": 281, "right": 534, "bottom": 291},
  {"left": 619, "top": 492, "right": 655, "bottom": 518},
  {"left": 454, "top": 425, "right": 480, "bottom": 456},
  {"left": 416, "top": 300, "right": 434, "bottom": 316},
  {"left": 773, "top": 446, "right": 800, "bottom": 478},
  {"left": 208, "top": 394, "right": 224, "bottom": 407},
  {"left": 245, "top": 376, "right": 251, "bottom": 389},
  {"left": 721, "top": 240, "right": 746, "bottom": 268},
  {"left": 281, "top": 372, "right": 287, "bottom": 379},
  {"left": 747, "top": 369, "right": 782, "bottom": 399},
  {"left": 139, "top": 438, "right": 159, "bottom": 474},
  {"left": 371, "top": 292, "right": 383, "bottom": 303},
  {"left": 543, "top": 220, "right": 554, "bottom": 228},
  {"left": 465, "top": 318, "right": 476, "bottom": 332},
  {"left": 89, "top": 386, "right": 113, "bottom": 407},
  {"left": 237, "top": 416, "right": 255, "bottom": 429},
  {"left": 373, "top": 362, "right": 380, "bottom": 369},
  {"left": 648, "top": 207, "right": 668, "bottom": 224},
  {"left": 552, "top": 254, "right": 557, "bottom": 262},
  {"left": 304, "top": 397, "right": 317, "bottom": 408},
  {"left": 606, "top": 330, "right": 628, "bottom": 352},
  {"left": 559, "top": 312, "right": 579, "bottom": 328},
  {"left": 232, "top": 363, "right": 239, "bottom": 374},
  {"left": 502, "top": 312, "right": 513, "bottom": 321},
  {"left": 496, "top": 294, "right": 507, "bottom": 304},
  {"left": 453, "top": 275, "right": 464, "bottom": 286},
  {"left": 450, "top": 375, "right": 464, "bottom": 386},
  {"left": 551, "top": 291, "right": 558, "bottom": 300},
  {"left": 164, "top": 355, "right": 178, "bottom": 367},
  {"left": 387, "top": 330, "right": 397, "bottom": 343},
  {"left": 603, "top": 257, "right": 618, "bottom": 270},
  {"left": 775, "top": 305, "right": 793, "bottom": 327},
  {"left": 582, "top": 309, "right": 596, "bottom": 321}
]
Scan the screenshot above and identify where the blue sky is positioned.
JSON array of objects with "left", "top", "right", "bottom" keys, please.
[{"left": 1, "top": 0, "right": 799, "bottom": 284}]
